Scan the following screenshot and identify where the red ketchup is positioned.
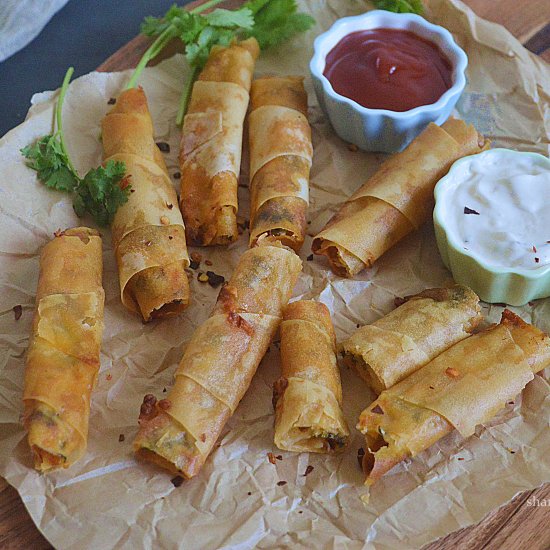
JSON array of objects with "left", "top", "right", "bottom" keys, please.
[{"left": 323, "top": 28, "right": 453, "bottom": 112}]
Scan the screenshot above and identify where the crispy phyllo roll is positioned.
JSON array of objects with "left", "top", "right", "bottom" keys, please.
[
  {"left": 312, "top": 118, "right": 490, "bottom": 277},
  {"left": 273, "top": 300, "right": 349, "bottom": 453},
  {"left": 23, "top": 227, "right": 104, "bottom": 471},
  {"left": 102, "top": 87, "right": 190, "bottom": 321},
  {"left": 134, "top": 242, "right": 302, "bottom": 478},
  {"left": 340, "top": 285, "right": 482, "bottom": 394},
  {"left": 358, "top": 310, "right": 550, "bottom": 486},
  {"left": 248, "top": 76, "right": 312, "bottom": 251},
  {"left": 179, "top": 38, "right": 260, "bottom": 246}
]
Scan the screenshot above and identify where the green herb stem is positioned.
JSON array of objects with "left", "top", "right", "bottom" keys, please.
[
  {"left": 56, "top": 66, "right": 78, "bottom": 176},
  {"left": 125, "top": 25, "right": 176, "bottom": 89},
  {"left": 126, "top": 0, "right": 226, "bottom": 90},
  {"left": 176, "top": 65, "right": 200, "bottom": 126}
]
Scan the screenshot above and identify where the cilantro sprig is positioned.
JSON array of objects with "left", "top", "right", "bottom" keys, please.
[
  {"left": 373, "top": 0, "right": 423, "bottom": 14},
  {"left": 21, "top": 67, "right": 131, "bottom": 227},
  {"left": 127, "top": 0, "right": 315, "bottom": 125}
]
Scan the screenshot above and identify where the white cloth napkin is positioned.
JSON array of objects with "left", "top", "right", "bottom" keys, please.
[{"left": 0, "top": 0, "right": 70, "bottom": 62}]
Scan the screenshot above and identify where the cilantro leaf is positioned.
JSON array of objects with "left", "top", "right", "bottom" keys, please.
[
  {"left": 74, "top": 161, "right": 130, "bottom": 227},
  {"left": 21, "top": 68, "right": 131, "bottom": 227},
  {"left": 373, "top": 0, "right": 423, "bottom": 14},
  {"left": 245, "top": 0, "right": 315, "bottom": 50},
  {"left": 205, "top": 8, "right": 254, "bottom": 29},
  {"left": 21, "top": 135, "right": 79, "bottom": 192},
  {"left": 129, "top": 0, "right": 315, "bottom": 125}
]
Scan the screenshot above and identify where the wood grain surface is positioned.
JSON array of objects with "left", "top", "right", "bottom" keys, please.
[{"left": 1, "top": 1, "right": 549, "bottom": 549}]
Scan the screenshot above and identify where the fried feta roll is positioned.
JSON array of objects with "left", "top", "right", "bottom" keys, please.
[
  {"left": 358, "top": 310, "right": 550, "bottom": 486},
  {"left": 23, "top": 227, "right": 104, "bottom": 471},
  {"left": 134, "top": 242, "right": 302, "bottom": 478},
  {"left": 248, "top": 76, "right": 312, "bottom": 251},
  {"left": 312, "top": 118, "right": 490, "bottom": 277},
  {"left": 340, "top": 285, "right": 482, "bottom": 394},
  {"left": 273, "top": 300, "right": 349, "bottom": 453},
  {"left": 179, "top": 38, "right": 260, "bottom": 246},
  {"left": 102, "top": 87, "right": 190, "bottom": 321}
]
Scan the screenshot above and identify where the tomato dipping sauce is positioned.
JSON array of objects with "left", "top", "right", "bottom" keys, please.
[{"left": 323, "top": 28, "right": 453, "bottom": 112}]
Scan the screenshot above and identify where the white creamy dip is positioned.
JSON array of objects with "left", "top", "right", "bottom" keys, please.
[{"left": 438, "top": 149, "right": 550, "bottom": 270}]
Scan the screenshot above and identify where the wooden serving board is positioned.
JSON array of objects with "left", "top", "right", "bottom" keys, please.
[{"left": 1, "top": 1, "right": 550, "bottom": 549}]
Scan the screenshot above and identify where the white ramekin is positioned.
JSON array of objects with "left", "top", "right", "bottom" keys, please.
[{"left": 310, "top": 11, "right": 468, "bottom": 153}]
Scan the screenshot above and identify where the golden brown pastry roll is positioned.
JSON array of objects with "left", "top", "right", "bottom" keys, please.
[
  {"left": 134, "top": 242, "right": 302, "bottom": 478},
  {"left": 273, "top": 300, "right": 349, "bottom": 453},
  {"left": 102, "top": 87, "right": 190, "bottom": 322},
  {"left": 358, "top": 310, "right": 550, "bottom": 486},
  {"left": 23, "top": 227, "right": 104, "bottom": 471},
  {"left": 312, "top": 119, "right": 490, "bottom": 277},
  {"left": 340, "top": 285, "right": 482, "bottom": 394},
  {"left": 179, "top": 38, "right": 260, "bottom": 246},
  {"left": 248, "top": 76, "right": 312, "bottom": 252}
]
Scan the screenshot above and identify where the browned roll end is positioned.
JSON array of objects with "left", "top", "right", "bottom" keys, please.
[{"left": 250, "top": 75, "right": 308, "bottom": 115}]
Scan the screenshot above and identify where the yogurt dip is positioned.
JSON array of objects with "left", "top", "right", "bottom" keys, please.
[{"left": 436, "top": 149, "right": 550, "bottom": 270}]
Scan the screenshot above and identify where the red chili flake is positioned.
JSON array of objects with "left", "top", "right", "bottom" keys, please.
[
  {"left": 303, "top": 465, "right": 314, "bottom": 476},
  {"left": 429, "top": 385, "right": 435, "bottom": 390},
  {"left": 277, "top": 481, "right": 287, "bottom": 487},
  {"left": 107, "top": 97, "right": 117, "bottom": 105},
  {"left": 13, "top": 305, "right": 22, "bottom": 321},
  {"left": 457, "top": 457, "right": 464, "bottom": 461},
  {"left": 508, "top": 401, "right": 515, "bottom": 405},
  {"left": 535, "top": 257, "right": 540, "bottom": 263},
  {"left": 171, "top": 476, "right": 184, "bottom": 487},
  {"left": 156, "top": 142, "right": 170, "bottom": 153},
  {"left": 306, "top": 254, "right": 313, "bottom": 261},
  {"left": 227, "top": 311, "right": 254, "bottom": 335},
  {"left": 533, "top": 245, "right": 537, "bottom": 253},
  {"left": 106, "top": 373, "right": 112, "bottom": 381},
  {"left": 191, "top": 252, "right": 202, "bottom": 263},
  {"left": 357, "top": 447, "right": 365, "bottom": 469},
  {"left": 267, "top": 452, "right": 277, "bottom": 465},
  {"left": 371, "top": 404, "right": 384, "bottom": 415},
  {"left": 200, "top": 433, "right": 206, "bottom": 442},
  {"left": 119, "top": 175, "right": 132, "bottom": 190},
  {"left": 167, "top": 203, "right": 174, "bottom": 210},
  {"left": 173, "top": 172, "right": 181, "bottom": 180},
  {"left": 445, "top": 367, "right": 460, "bottom": 378},
  {"left": 205, "top": 259, "right": 213, "bottom": 266},
  {"left": 118, "top": 434, "right": 125, "bottom": 442},
  {"left": 168, "top": 235, "right": 173, "bottom": 240},
  {"left": 464, "top": 206, "right": 480, "bottom": 215},
  {"left": 158, "top": 399, "right": 171, "bottom": 411},
  {"left": 276, "top": 455, "right": 283, "bottom": 461}
]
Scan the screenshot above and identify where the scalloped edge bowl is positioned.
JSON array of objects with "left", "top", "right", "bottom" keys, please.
[
  {"left": 310, "top": 10, "right": 468, "bottom": 153},
  {"left": 434, "top": 148, "right": 550, "bottom": 306}
]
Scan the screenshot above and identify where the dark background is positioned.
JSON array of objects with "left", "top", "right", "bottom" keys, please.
[{"left": 0, "top": 0, "right": 193, "bottom": 137}]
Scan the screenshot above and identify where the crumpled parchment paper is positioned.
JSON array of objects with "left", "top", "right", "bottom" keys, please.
[{"left": 0, "top": 1, "right": 549, "bottom": 548}]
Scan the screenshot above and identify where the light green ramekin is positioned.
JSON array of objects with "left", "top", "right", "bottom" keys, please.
[{"left": 433, "top": 148, "right": 550, "bottom": 306}]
